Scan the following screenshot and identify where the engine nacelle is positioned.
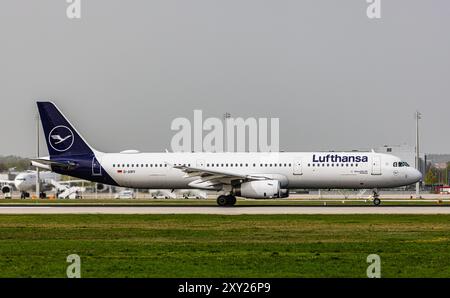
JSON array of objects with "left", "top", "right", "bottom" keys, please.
[
  {"left": 234, "top": 180, "right": 281, "bottom": 199},
  {"left": 278, "top": 189, "right": 289, "bottom": 198},
  {"left": 2, "top": 185, "right": 11, "bottom": 194},
  {"left": 96, "top": 183, "right": 106, "bottom": 191}
]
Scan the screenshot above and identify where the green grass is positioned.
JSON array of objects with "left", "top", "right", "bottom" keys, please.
[{"left": 0, "top": 214, "right": 450, "bottom": 277}]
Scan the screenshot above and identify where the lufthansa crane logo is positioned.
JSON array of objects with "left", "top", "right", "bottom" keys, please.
[{"left": 49, "top": 125, "right": 74, "bottom": 152}]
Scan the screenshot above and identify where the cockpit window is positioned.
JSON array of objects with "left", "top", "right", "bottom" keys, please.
[{"left": 394, "top": 161, "right": 410, "bottom": 167}]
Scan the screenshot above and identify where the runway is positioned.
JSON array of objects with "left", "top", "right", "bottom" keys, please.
[{"left": 1, "top": 206, "right": 450, "bottom": 215}]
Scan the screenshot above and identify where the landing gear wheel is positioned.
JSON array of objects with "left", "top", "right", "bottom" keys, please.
[
  {"left": 217, "top": 195, "right": 236, "bottom": 206},
  {"left": 226, "top": 195, "right": 236, "bottom": 206},
  {"left": 39, "top": 192, "right": 46, "bottom": 199},
  {"left": 217, "top": 195, "right": 228, "bottom": 206},
  {"left": 373, "top": 198, "right": 381, "bottom": 206}
]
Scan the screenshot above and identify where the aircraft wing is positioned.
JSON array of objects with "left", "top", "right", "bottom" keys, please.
[
  {"left": 170, "top": 163, "right": 270, "bottom": 186},
  {"left": 58, "top": 180, "right": 89, "bottom": 184},
  {"left": 31, "top": 158, "right": 78, "bottom": 170},
  {"left": 0, "top": 179, "right": 14, "bottom": 185}
]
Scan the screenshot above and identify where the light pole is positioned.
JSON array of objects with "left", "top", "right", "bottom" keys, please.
[
  {"left": 415, "top": 111, "right": 421, "bottom": 198},
  {"left": 36, "top": 113, "right": 40, "bottom": 199}
]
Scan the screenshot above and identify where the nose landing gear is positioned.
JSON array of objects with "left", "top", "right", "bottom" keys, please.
[
  {"left": 217, "top": 195, "right": 237, "bottom": 207},
  {"left": 372, "top": 190, "right": 381, "bottom": 206}
]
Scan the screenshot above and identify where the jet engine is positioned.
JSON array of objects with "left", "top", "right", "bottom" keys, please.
[
  {"left": 96, "top": 183, "right": 106, "bottom": 191},
  {"left": 1, "top": 185, "right": 11, "bottom": 194},
  {"left": 234, "top": 180, "right": 283, "bottom": 199}
]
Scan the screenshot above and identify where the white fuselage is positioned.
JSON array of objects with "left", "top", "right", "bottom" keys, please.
[{"left": 97, "top": 152, "right": 421, "bottom": 190}]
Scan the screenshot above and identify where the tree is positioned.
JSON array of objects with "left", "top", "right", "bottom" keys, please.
[{"left": 424, "top": 168, "right": 438, "bottom": 186}]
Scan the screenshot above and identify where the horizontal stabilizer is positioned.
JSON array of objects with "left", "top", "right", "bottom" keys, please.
[{"left": 31, "top": 158, "right": 79, "bottom": 171}]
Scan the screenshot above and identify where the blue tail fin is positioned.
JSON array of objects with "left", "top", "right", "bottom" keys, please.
[{"left": 37, "top": 101, "right": 95, "bottom": 157}]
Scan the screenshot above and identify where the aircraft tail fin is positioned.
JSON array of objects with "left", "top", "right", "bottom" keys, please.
[{"left": 37, "top": 101, "right": 96, "bottom": 158}]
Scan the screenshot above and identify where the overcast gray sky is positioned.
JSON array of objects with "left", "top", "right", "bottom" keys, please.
[{"left": 0, "top": 0, "right": 449, "bottom": 157}]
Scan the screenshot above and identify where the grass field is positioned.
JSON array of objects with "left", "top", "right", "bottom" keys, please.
[{"left": 0, "top": 214, "right": 450, "bottom": 277}]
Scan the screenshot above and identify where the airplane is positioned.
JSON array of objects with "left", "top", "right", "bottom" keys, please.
[
  {"left": 1, "top": 170, "right": 60, "bottom": 198},
  {"left": 31, "top": 101, "right": 422, "bottom": 206}
]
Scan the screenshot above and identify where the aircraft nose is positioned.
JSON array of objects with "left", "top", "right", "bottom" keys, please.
[
  {"left": 14, "top": 179, "right": 23, "bottom": 190},
  {"left": 410, "top": 168, "right": 422, "bottom": 183}
]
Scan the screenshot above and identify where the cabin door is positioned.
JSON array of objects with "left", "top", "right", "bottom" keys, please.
[
  {"left": 293, "top": 159, "right": 303, "bottom": 175},
  {"left": 371, "top": 156, "right": 382, "bottom": 175}
]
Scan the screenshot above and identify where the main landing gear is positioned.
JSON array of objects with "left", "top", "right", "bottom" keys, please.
[
  {"left": 20, "top": 192, "right": 30, "bottom": 199},
  {"left": 372, "top": 190, "right": 381, "bottom": 206},
  {"left": 217, "top": 195, "right": 236, "bottom": 207}
]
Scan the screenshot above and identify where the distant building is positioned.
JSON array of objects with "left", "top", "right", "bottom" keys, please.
[{"left": 425, "top": 154, "right": 450, "bottom": 168}]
